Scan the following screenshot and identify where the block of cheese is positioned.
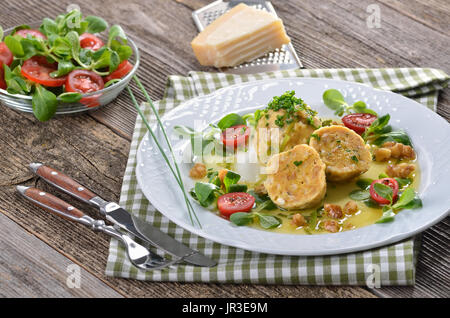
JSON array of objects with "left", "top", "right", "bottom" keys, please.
[{"left": 191, "top": 3, "right": 291, "bottom": 68}]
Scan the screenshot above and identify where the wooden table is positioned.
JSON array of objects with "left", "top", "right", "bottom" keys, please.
[{"left": 0, "top": 0, "right": 448, "bottom": 298}]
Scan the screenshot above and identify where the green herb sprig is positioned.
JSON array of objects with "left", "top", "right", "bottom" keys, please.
[
  {"left": 174, "top": 123, "right": 228, "bottom": 158},
  {"left": 228, "top": 189, "right": 279, "bottom": 228},
  {"left": 174, "top": 112, "right": 250, "bottom": 158},
  {"left": 222, "top": 171, "right": 241, "bottom": 193},
  {"left": 190, "top": 170, "right": 248, "bottom": 207},
  {"left": 362, "top": 114, "right": 412, "bottom": 146},
  {"left": 230, "top": 211, "right": 281, "bottom": 229},
  {"left": 217, "top": 113, "right": 245, "bottom": 130},
  {"left": 372, "top": 184, "right": 422, "bottom": 223},
  {"left": 307, "top": 207, "right": 323, "bottom": 232},
  {"left": 349, "top": 177, "right": 417, "bottom": 214},
  {"left": 127, "top": 77, "right": 201, "bottom": 228},
  {"left": 242, "top": 112, "right": 256, "bottom": 126},
  {"left": 322, "top": 89, "right": 377, "bottom": 116},
  {"left": 191, "top": 182, "right": 220, "bottom": 207}
]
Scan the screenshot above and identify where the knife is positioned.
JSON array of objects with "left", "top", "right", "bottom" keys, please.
[
  {"left": 29, "top": 163, "right": 217, "bottom": 267},
  {"left": 16, "top": 185, "right": 176, "bottom": 270}
]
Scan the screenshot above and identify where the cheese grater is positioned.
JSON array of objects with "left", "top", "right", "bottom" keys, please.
[{"left": 192, "top": 0, "right": 303, "bottom": 74}]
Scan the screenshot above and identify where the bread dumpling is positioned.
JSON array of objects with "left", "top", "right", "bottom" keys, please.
[
  {"left": 256, "top": 109, "right": 321, "bottom": 163},
  {"left": 264, "top": 144, "right": 326, "bottom": 209},
  {"left": 309, "top": 125, "right": 371, "bottom": 182}
]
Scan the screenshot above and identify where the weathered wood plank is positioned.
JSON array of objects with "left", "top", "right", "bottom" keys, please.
[
  {"left": 0, "top": 102, "right": 375, "bottom": 298},
  {"left": 93, "top": 0, "right": 449, "bottom": 137},
  {"left": 0, "top": 212, "right": 123, "bottom": 298},
  {"left": 379, "top": 0, "right": 450, "bottom": 35}
]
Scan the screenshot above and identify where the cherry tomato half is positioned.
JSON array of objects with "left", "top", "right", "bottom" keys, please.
[
  {"left": 369, "top": 178, "right": 399, "bottom": 205},
  {"left": 15, "top": 29, "right": 47, "bottom": 40},
  {"left": 66, "top": 70, "right": 105, "bottom": 108},
  {"left": 21, "top": 56, "right": 67, "bottom": 87},
  {"left": 342, "top": 113, "right": 377, "bottom": 134},
  {"left": 217, "top": 192, "right": 255, "bottom": 218},
  {"left": 221, "top": 125, "right": 251, "bottom": 148},
  {"left": 103, "top": 60, "right": 133, "bottom": 82},
  {"left": 0, "top": 42, "right": 13, "bottom": 68},
  {"left": 79, "top": 33, "right": 104, "bottom": 51}
]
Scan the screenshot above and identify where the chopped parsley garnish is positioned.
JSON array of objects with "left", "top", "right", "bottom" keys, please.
[
  {"left": 321, "top": 119, "right": 333, "bottom": 127},
  {"left": 306, "top": 116, "right": 319, "bottom": 129},
  {"left": 293, "top": 160, "right": 303, "bottom": 166},
  {"left": 275, "top": 114, "right": 285, "bottom": 127},
  {"left": 351, "top": 155, "right": 359, "bottom": 163},
  {"left": 259, "top": 91, "right": 318, "bottom": 128},
  {"left": 310, "top": 133, "right": 320, "bottom": 141},
  {"left": 254, "top": 110, "right": 262, "bottom": 123}
]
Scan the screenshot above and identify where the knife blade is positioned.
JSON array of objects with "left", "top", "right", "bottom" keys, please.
[
  {"left": 103, "top": 202, "right": 217, "bottom": 267},
  {"left": 29, "top": 163, "right": 217, "bottom": 267}
]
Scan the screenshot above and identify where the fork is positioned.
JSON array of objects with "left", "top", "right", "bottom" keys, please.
[{"left": 17, "top": 186, "right": 180, "bottom": 270}]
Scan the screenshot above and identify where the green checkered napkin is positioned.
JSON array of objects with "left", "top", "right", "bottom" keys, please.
[{"left": 106, "top": 68, "right": 449, "bottom": 285}]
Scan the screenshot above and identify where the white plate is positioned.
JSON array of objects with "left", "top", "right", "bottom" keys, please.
[{"left": 136, "top": 78, "right": 450, "bottom": 256}]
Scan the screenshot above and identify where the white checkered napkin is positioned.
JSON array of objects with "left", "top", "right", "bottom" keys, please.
[{"left": 106, "top": 68, "right": 448, "bottom": 285}]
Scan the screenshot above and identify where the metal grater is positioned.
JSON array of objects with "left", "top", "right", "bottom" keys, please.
[{"left": 192, "top": 0, "right": 303, "bottom": 74}]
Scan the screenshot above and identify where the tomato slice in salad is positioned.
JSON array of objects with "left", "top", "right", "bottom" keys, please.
[
  {"left": 15, "top": 29, "right": 47, "bottom": 40},
  {"left": 21, "top": 56, "right": 67, "bottom": 87},
  {"left": 217, "top": 192, "right": 255, "bottom": 218},
  {"left": 369, "top": 178, "right": 399, "bottom": 205},
  {"left": 221, "top": 124, "right": 251, "bottom": 148},
  {"left": 342, "top": 113, "right": 377, "bottom": 134},
  {"left": 0, "top": 70, "right": 6, "bottom": 90},
  {"left": 66, "top": 69, "right": 104, "bottom": 93},
  {"left": 66, "top": 70, "right": 105, "bottom": 108},
  {"left": 0, "top": 42, "right": 12, "bottom": 90},
  {"left": 0, "top": 42, "right": 13, "bottom": 68},
  {"left": 79, "top": 33, "right": 104, "bottom": 51},
  {"left": 103, "top": 60, "right": 133, "bottom": 82}
]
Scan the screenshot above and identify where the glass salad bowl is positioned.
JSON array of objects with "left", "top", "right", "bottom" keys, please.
[{"left": 0, "top": 23, "right": 140, "bottom": 115}]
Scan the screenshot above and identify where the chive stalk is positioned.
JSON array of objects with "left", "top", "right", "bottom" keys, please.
[
  {"left": 126, "top": 82, "right": 201, "bottom": 227},
  {"left": 133, "top": 76, "right": 201, "bottom": 227}
]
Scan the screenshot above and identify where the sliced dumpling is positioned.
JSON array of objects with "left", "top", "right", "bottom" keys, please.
[
  {"left": 264, "top": 144, "right": 326, "bottom": 210},
  {"left": 256, "top": 108, "right": 321, "bottom": 163},
  {"left": 309, "top": 125, "right": 371, "bottom": 182}
]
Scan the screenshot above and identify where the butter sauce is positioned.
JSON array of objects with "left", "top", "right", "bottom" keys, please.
[{"left": 198, "top": 121, "right": 419, "bottom": 235}]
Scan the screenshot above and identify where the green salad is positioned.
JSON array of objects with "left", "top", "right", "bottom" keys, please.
[{"left": 0, "top": 9, "right": 134, "bottom": 121}]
